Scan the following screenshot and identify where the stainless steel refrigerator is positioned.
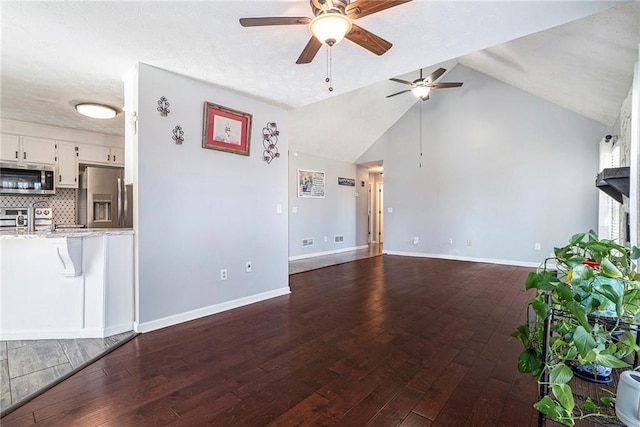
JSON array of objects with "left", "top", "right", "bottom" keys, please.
[{"left": 78, "top": 166, "right": 133, "bottom": 228}]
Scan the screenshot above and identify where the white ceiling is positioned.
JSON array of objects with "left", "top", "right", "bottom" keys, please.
[{"left": 1, "top": 1, "right": 638, "bottom": 163}]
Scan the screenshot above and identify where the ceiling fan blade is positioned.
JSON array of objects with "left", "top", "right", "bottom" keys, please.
[
  {"left": 346, "top": 0, "right": 412, "bottom": 20},
  {"left": 425, "top": 68, "right": 446, "bottom": 84},
  {"left": 430, "top": 82, "right": 463, "bottom": 89},
  {"left": 386, "top": 89, "right": 411, "bottom": 98},
  {"left": 239, "top": 17, "right": 310, "bottom": 27},
  {"left": 345, "top": 23, "right": 392, "bottom": 56},
  {"left": 296, "top": 37, "right": 322, "bottom": 64},
  {"left": 389, "top": 77, "right": 414, "bottom": 87}
]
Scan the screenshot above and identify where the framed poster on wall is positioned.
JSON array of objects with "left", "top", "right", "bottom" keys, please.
[
  {"left": 202, "top": 102, "right": 252, "bottom": 156},
  {"left": 298, "top": 169, "right": 325, "bottom": 198}
]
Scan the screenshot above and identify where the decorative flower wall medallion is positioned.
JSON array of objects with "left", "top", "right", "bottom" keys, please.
[
  {"left": 157, "top": 96, "right": 170, "bottom": 117},
  {"left": 172, "top": 125, "right": 184, "bottom": 145},
  {"left": 262, "top": 122, "right": 280, "bottom": 164}
]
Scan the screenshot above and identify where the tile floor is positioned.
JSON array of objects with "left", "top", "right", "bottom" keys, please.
[
  {"left": 0, "top": 244, "right": 382, "bottom": 414},
  {"left": 0, "top": 331, "right": 136, "bottom": 413}
]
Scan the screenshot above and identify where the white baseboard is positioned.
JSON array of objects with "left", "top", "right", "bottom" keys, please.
[
  {"left": 289, "top": 245, "right": 369, "bottom": 261},
  {"left": 104, "top": 322, "right": 135, "bottom": 338},
  {"left": 0, "top": 328, "right": 107, "bottom": 341},
  {"left": 134, "top": 286, "right": 291, "bottom": 334},
  {"left": 383, "top": 250, "right": 541, "bottom": 268}
]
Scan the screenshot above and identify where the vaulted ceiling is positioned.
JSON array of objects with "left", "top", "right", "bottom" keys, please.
[{"left": 1, "top": 1, "right": 638, "bottom": 163}]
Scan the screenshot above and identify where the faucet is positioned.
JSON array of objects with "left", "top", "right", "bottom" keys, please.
[{"left": 28, "top": 200, "right": 49, "bottom": 232}]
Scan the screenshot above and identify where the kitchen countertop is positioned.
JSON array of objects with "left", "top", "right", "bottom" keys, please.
[{"left": 0, "top": 228, "right": 134, "bottom": 239}]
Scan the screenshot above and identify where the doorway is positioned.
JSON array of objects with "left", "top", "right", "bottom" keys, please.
[{"left": 376, "top": 182, "right": 384, "bottom": 244}]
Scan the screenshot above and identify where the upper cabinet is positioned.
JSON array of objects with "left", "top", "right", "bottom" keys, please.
[
  {"left": 57, "top": 141, "right": 79, "bottom": 188},
  {"left": 0, "top": 134, "right": 56, "bottom": 166},
  {"left": 0, "top": 134, "right": 20, "bottom": 162},
  {"left": 77, "top": 144, "right": 123, "bottom": 166},
  {"left": 110, "top": 147, "right": 124, "bottom": 166}
]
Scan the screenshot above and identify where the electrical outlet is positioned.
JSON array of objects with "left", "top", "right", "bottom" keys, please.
[
  {"left": 466, "top": 240, "right": 473, "bottom": 246},
  {"left": 449, "top": 238, "right": 453, "bottom": 245},
  {"left": 324, "top": 236, "right": 328, "bottom": 242},
  {"left": 245, "top": 262, "right": 252, "bottom": 273},
  {"left": 276, "top": 204, "right": 282, "bottom": 214},
  {"left": 413, "top": 237, "right": 419, "bottom": 245},
  {"left": 534, "top": 243, "right": 541, "bottom": 251},
  {"left": 387, "top": 207, "right": 393, "bottom": 213},
  {"left": 220, "top": 269, "right": 227, "bottom": 280}
]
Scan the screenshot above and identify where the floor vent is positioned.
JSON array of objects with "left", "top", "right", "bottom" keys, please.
[
  {"left": 334, "top": 235, "right": 344, "bottom": 243},
  {"left": 302, "top": 238, "right": 314, "bottom": 247}
]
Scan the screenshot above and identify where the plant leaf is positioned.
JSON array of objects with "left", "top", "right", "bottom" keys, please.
[
  {"left": 552, "top": 384, "right": 575, "bottom": 412},
  {"left": 601, "top": 258, "right": 623, "bottom": 278},
  {"left": 531, "top": 298, "right": 549, "bottom": 320},
  {"left": 566, "top": 301, "right": 591, "bottom": 332},
  {"left": 533, "top": 396, "right": 560, "bottom": 418},
  {"left": 582, "top": 398, "right": 598, "bottom": 410},
  {"left": 556, "top": 281, "right": 573, "bottom": 303},
  {"left": 630, "top": 246, "right": 640, "bottom": 260},
  {"left": 565, "top": 256, "right": 586, "bottom": 268},
  {"left": 549, "top": 364, "right": 573, "bottom": 385},
  {"left": 573, "top": 325, "right": 596, "bottom": 357},
  {"left": 593, "top": 353, "right": 630, "bottom": 369},
  {"left": 517, "top": 349, "right": 540, "bottom": 373},
  {"left": 570, "top": 232, "right": 586, "bottom": 245},
  {"left": 525, "top": 272, "right": 541, "bottom": 290}
]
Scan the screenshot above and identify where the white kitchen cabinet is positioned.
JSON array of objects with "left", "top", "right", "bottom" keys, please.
[
  {"left": 57, "top": 141, "right": 79, "bottom": 188},
  {"left": 0, "top": 134, "right": 56, "bottom": 166},
  {"left": 78, "top": 143, "right": 123, "bottom": 166},
  {"left": 111, "top": 147, "right": 124, "bottom": 166},
  {"left": 78, "top": 143, "right": 111, "bottom": 165},
  {"left": 0, "top": 134, "right": 20, "bottom": 162}
]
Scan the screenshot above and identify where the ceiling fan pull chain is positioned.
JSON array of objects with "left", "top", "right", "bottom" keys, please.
[{"left": 325, "top": 46, "right": 334, "bottom": 92}]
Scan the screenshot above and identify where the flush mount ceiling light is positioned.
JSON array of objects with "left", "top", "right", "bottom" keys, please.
[
  {"left": 75, "top": 103, "right": 118, "bottom": 119},
  {"left": 309, "top": 13, "right": 352, "bottom": 46}
]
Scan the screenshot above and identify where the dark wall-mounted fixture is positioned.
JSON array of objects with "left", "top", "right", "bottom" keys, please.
[{"left": 596, "top": 167, "right": 630, "bottom": 204}]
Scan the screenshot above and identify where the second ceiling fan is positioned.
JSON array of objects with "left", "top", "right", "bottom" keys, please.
[
  {"left": 387, "top": 68, "right": 463, "bottom": 101},
  {"left": 239, "top": 0, "right": 412, "bottom": 64}
]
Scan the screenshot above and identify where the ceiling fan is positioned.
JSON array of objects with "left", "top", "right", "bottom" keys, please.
[
  {"left": 387, "top": 68, "right": 463, "bottom": 101},
  {"left": 239, "top": 0, "right": 412, "bottom": 64}
]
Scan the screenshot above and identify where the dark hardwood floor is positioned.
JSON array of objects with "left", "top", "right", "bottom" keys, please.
[{"left": 2, "top": 255, "right": 541, "bottom": 426}]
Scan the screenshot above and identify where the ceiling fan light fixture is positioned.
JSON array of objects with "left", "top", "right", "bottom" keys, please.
[
  {"left": 75, "top": 103, "right": 118, "bottom": 119},
  {"left": 412, "top": 86, "right": 430, "bottom": 99},
  {"left": 309, "top": 13, "right": 352, "bottom": 46}
]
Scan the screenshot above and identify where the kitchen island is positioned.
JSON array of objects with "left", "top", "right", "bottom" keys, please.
[{"left": 0, "top": 228, "right": 134, "bottom": 340}]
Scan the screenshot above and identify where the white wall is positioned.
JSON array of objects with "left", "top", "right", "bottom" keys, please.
[
  {"left": 358, "top": 64, "right": 609, "bottom": 265},
  {"left": 133, "top": 64, "right": 289, "bottom": 330},
  {"left": 288, "top": 151, "right": 367, "bottom": 259}
]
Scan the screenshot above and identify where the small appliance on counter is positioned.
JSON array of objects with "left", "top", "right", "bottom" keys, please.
[
  {"left": 78, "top": 166, "right": 133, "bottom": 228},
  {"left": 0, "top": 206, "right": 53, "bottom": 231}
]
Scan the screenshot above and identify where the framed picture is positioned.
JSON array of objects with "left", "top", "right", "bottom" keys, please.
[
  {"left": 202, "top": 102, "right": 252, "bottom": 156},
  {"left": 298, "top": 169, "right": 325, "bottom": 198}
]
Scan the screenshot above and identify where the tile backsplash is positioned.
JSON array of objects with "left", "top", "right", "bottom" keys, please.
[{"left": 0, "top": 189, "right": 77, "bottom": 225}]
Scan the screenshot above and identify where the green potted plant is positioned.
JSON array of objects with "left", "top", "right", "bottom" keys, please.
[{"left": 513, "top": 230, "right": 640, "bottom": 426}]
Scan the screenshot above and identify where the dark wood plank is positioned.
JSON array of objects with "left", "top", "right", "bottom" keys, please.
[{"left": 1, "top": 256, "right": 540, "bottom": 427}]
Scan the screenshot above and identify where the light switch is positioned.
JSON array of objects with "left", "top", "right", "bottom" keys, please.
[
  {"left": 276, "top": 204, "right": 282, "bottom": 214},
  {"left": 292, "top": 206, "right": 298, "bottom": 214},
  {"left": 387, "top": 207, "right": 393, "bottom": 213}
]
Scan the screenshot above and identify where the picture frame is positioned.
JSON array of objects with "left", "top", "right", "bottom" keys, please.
[
  {"left": 298, "top": 169, "right": 325, "bottom": 198},
  {"left": 202, "top": 102, "right": 252, "bottom": 156}
]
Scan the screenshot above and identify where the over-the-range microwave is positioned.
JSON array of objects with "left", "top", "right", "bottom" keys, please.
[{"left": 0, "top": 163, "right": 56, "bottom": 195}]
